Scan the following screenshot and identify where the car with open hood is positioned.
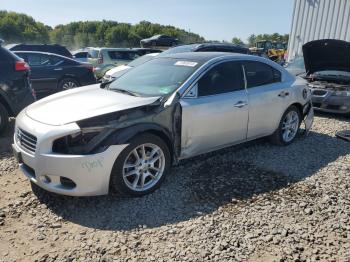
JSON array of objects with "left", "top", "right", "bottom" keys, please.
[
  {"left": 12, "top": 52, "right": 313, "bottom": 197},
  {"left": 302, "top": 39, "right": 350, "bottom": 114}
]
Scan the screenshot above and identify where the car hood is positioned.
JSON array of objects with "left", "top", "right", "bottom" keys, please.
[
  {"left": 25, "top": 84, "right": 161, "bottom": 126},
  {"left": 302, "top": 39, "right": 350, "bottom": 75},
  {"left": 106, "top": 65, "right": 131, "bottom": 77}
]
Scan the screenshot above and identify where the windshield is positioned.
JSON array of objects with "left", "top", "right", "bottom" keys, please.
[
  {"left": 127, "top": 54, "right": 156, "bottom": 67},
  {"left": 109, "top": 58, "right": 202, "bottom": 97}
]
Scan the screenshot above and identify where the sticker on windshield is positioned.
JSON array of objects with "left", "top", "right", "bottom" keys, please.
[{"left": 175, "top": 61, "right": 198, "bottom": 67}]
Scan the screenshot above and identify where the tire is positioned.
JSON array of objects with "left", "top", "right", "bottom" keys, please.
[
  {"left": 110, "top": 133, "right": 171, "bottom": 197},
  {"left": 0, "top": 102, "right": 9, "bottom": 134},
  {"left": 58, "top": 78, "right": 79, "bottom": 90},
  {"left": 269, "top": 105, "right": 301, "bottom": 146}
]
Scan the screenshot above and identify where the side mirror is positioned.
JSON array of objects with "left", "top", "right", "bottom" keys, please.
[{"left": 184, "top": 83, "right": 198, "bottom": 98}]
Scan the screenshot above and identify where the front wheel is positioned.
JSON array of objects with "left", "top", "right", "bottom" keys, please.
[
  {"left": 110, "top": 133, "right": 171, "bottom": 197},
  {"left": 269, "top": 105, "right": 301, "bottom": 146}
]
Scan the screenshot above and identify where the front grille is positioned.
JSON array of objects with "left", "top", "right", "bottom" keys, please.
[
  {"left": 16, "top": 128, "right": 37, "bottom": 154},
  {"left": 312, "top": 90, "right": 327, "bottom": 96}
]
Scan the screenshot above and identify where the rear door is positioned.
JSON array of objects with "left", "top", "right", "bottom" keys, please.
[
  {"left": 242, "top": 61, "right": 291, "bottom": 139},
  {"left": 180, "top": 61, "right": 248, "bottom": 157},
  {"left": 23, "top": 53, "right": 64, "bottom": 98}
]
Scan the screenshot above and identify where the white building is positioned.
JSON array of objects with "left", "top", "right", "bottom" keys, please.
[{"left": 287, "top": 0, "right": 350, "bottom": 61}]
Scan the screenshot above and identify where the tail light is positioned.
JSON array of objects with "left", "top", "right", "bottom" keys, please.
[
  {"left": 83, "top": 65, "right": 95, "bottom": 72},
  {"left": 97, "top": 53, "right": 103, "bottom": 64},
  {"left": 15, "top": 61, "right": 30, "bottom": 71}
]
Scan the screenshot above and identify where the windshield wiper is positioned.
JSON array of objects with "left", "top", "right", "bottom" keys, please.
[{"left": 111, "top": 88, "right": 139, "bottom": 97}]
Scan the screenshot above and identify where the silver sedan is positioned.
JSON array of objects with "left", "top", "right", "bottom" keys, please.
[{"left": 13, "top": 52, "right": 313, "bottom": 197}]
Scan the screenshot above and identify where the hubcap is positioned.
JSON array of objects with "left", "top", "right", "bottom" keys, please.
[
  {"left": 123, "top": 143, "right": 165, "bottom": 192},
  {"left": 62, "top": 81, "right": 77, "bottom": 89},
  {"left": 282, "top": 110, "right": 299, "bottom": 142}
]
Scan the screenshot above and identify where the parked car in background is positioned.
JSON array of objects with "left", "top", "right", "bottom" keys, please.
[
  {"left": 0, "top": 44, "right": 35, "bottom": 132},
  {"left": 13, "top": 52, "right": 313, "bottom": 197},
  {"left": 15, "top": 51, "right": 96, "bottom": 99},
  {"left": 102, "top": 53, "right": 160, "bottom": 83},
  {"left": 87, "top": 48, "right": 142, "bottom": 79},
  {"left": 140, "top": 35, "right": 179, "bottom": 47},
  {"left": 302, "top": 39, "right": 350, "bottom": 115},
  {"left": 133, "top": 48, "right": 162, "bottom": 56},
  {"left": 159, "top": 42, "right": 250, "bottom": 56},
  {"left": 8, "top": 44, "right": 72, "bottom": 58},
  {"left": 72, "top": 50, "right": 88, "bottom": 63},
  {"left": 284, "top": 56, "right": 305, "bottom": 77}
]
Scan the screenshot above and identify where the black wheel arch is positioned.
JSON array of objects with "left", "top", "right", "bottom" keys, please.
[
  {"left": 0, "top": 89, "right": 14, "bottom": 116},
  {"left": 104, "top": 123, "right": 176, "bottom": 163}
]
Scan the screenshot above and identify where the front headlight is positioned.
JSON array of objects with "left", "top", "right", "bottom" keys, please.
[
  {"left": 333, "top": 91, "right": 350, "bottom": 97},
  {"left": 52, "top": 131, "right": 103, "bottom": 154}
]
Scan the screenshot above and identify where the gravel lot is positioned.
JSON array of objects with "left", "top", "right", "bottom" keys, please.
[{"left": 1, "top": 114, "right": 350, "bottom": 262}]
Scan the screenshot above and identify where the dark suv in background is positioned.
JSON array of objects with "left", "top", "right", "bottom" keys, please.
[
  {"left": 0, "top": 43, "right": 35, "bottom": 132},
  {"left": 7, "top": 43, "right": 73, "bottom": 58},
  {"left": 159, "top": 43, "right": 250, "bottom": 56}
]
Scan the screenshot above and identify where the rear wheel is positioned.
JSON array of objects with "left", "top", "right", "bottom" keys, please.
[
  {"left": 269, "top": 105, "right": 301, "bottom": 145},
  {"left": 58, "top": 78, "right": 79, "bottom": 90},
  {"left": 0, "top": 103, "right": 9, "bottom": 134},
  {"left": 110, "top": 133, "right": 171, "bottom": 197}
]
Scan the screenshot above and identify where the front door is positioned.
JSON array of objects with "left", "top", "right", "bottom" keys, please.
[{"left": 180, "top": 61, "right": 249, "bottom": 158}]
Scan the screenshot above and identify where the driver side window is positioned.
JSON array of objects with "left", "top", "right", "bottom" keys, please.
[{"left": 197, "top": 61, "right": 244, "bottom": 97}]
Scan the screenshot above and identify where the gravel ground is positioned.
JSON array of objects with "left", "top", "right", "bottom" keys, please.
[{"left": 0, "top": 114, "right": 350, "bottom": 262}]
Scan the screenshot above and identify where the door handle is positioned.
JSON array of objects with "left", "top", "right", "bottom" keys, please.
[
  {"left": 278, "top": 91, "right": 290, "bottom": 97},
  {"left": 233, "top": 101, "right": 248, "bottom": 108},
  {"left": 54, "top": 68, "right": 63, "bottom": 71}
]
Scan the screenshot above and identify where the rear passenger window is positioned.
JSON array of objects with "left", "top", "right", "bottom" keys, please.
[
  {"left": 26, "top": 54, "right": 45, "bottom": 66},
  {"left": 243, "top": 61, "right": 281, "bottom": 88},
  {"left": 198, "top": 61, "right": 244, "bottom": 96},
  {"left": 108, "top": 51, "right": 139, "bottom": 60}
]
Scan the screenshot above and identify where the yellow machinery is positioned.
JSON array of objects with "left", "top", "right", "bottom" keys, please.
[{"left": 249, "top": 40, "right": 287, "bottom": 64}]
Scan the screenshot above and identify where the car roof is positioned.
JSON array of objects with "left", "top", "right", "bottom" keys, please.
[
  {"left": 90, "top": 48, "right": 137, "bottom": 51},
  {"left": 157, "top": 51, "right": 251, "bottom": 62},
  {"left": 13, "top": 51, "right": 78, "bottom": 62}
]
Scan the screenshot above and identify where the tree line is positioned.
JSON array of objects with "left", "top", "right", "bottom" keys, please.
[
  {"left": 0, "top": 11, "right": 204, "bottom": 49},
  {"left": 0, "top": 10, "right": 289, "bottom": 50}
]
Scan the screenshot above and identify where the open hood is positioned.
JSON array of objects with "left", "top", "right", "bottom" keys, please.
[
  {"left": 25, "top": 84, "right": 161, "bottom": 126},
  {"left": 303, "top": 39, "right": 350, "bottom": 75}
]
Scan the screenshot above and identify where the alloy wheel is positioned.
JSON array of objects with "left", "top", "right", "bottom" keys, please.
[
  {"left": 122, "top": 143, "right": 165, "bottom": 192},
  {"left": 282, "top": 110, "right": 299, "bottom": 143},
  {"left": 62, "top": 81, "right": 77, "bottom": 89}
]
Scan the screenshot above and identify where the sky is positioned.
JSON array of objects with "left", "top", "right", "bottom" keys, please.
[{"left": 1, "top": 0, "right": 295, "bottom": 42}]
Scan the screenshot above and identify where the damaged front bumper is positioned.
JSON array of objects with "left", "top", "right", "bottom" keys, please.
[{"left": 13, "top": 111, "right": 128, "bottom": 196}]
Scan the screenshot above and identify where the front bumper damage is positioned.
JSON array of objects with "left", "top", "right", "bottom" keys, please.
[{"left": 13, "top": 110, "right": 128, "bottom": 196}]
